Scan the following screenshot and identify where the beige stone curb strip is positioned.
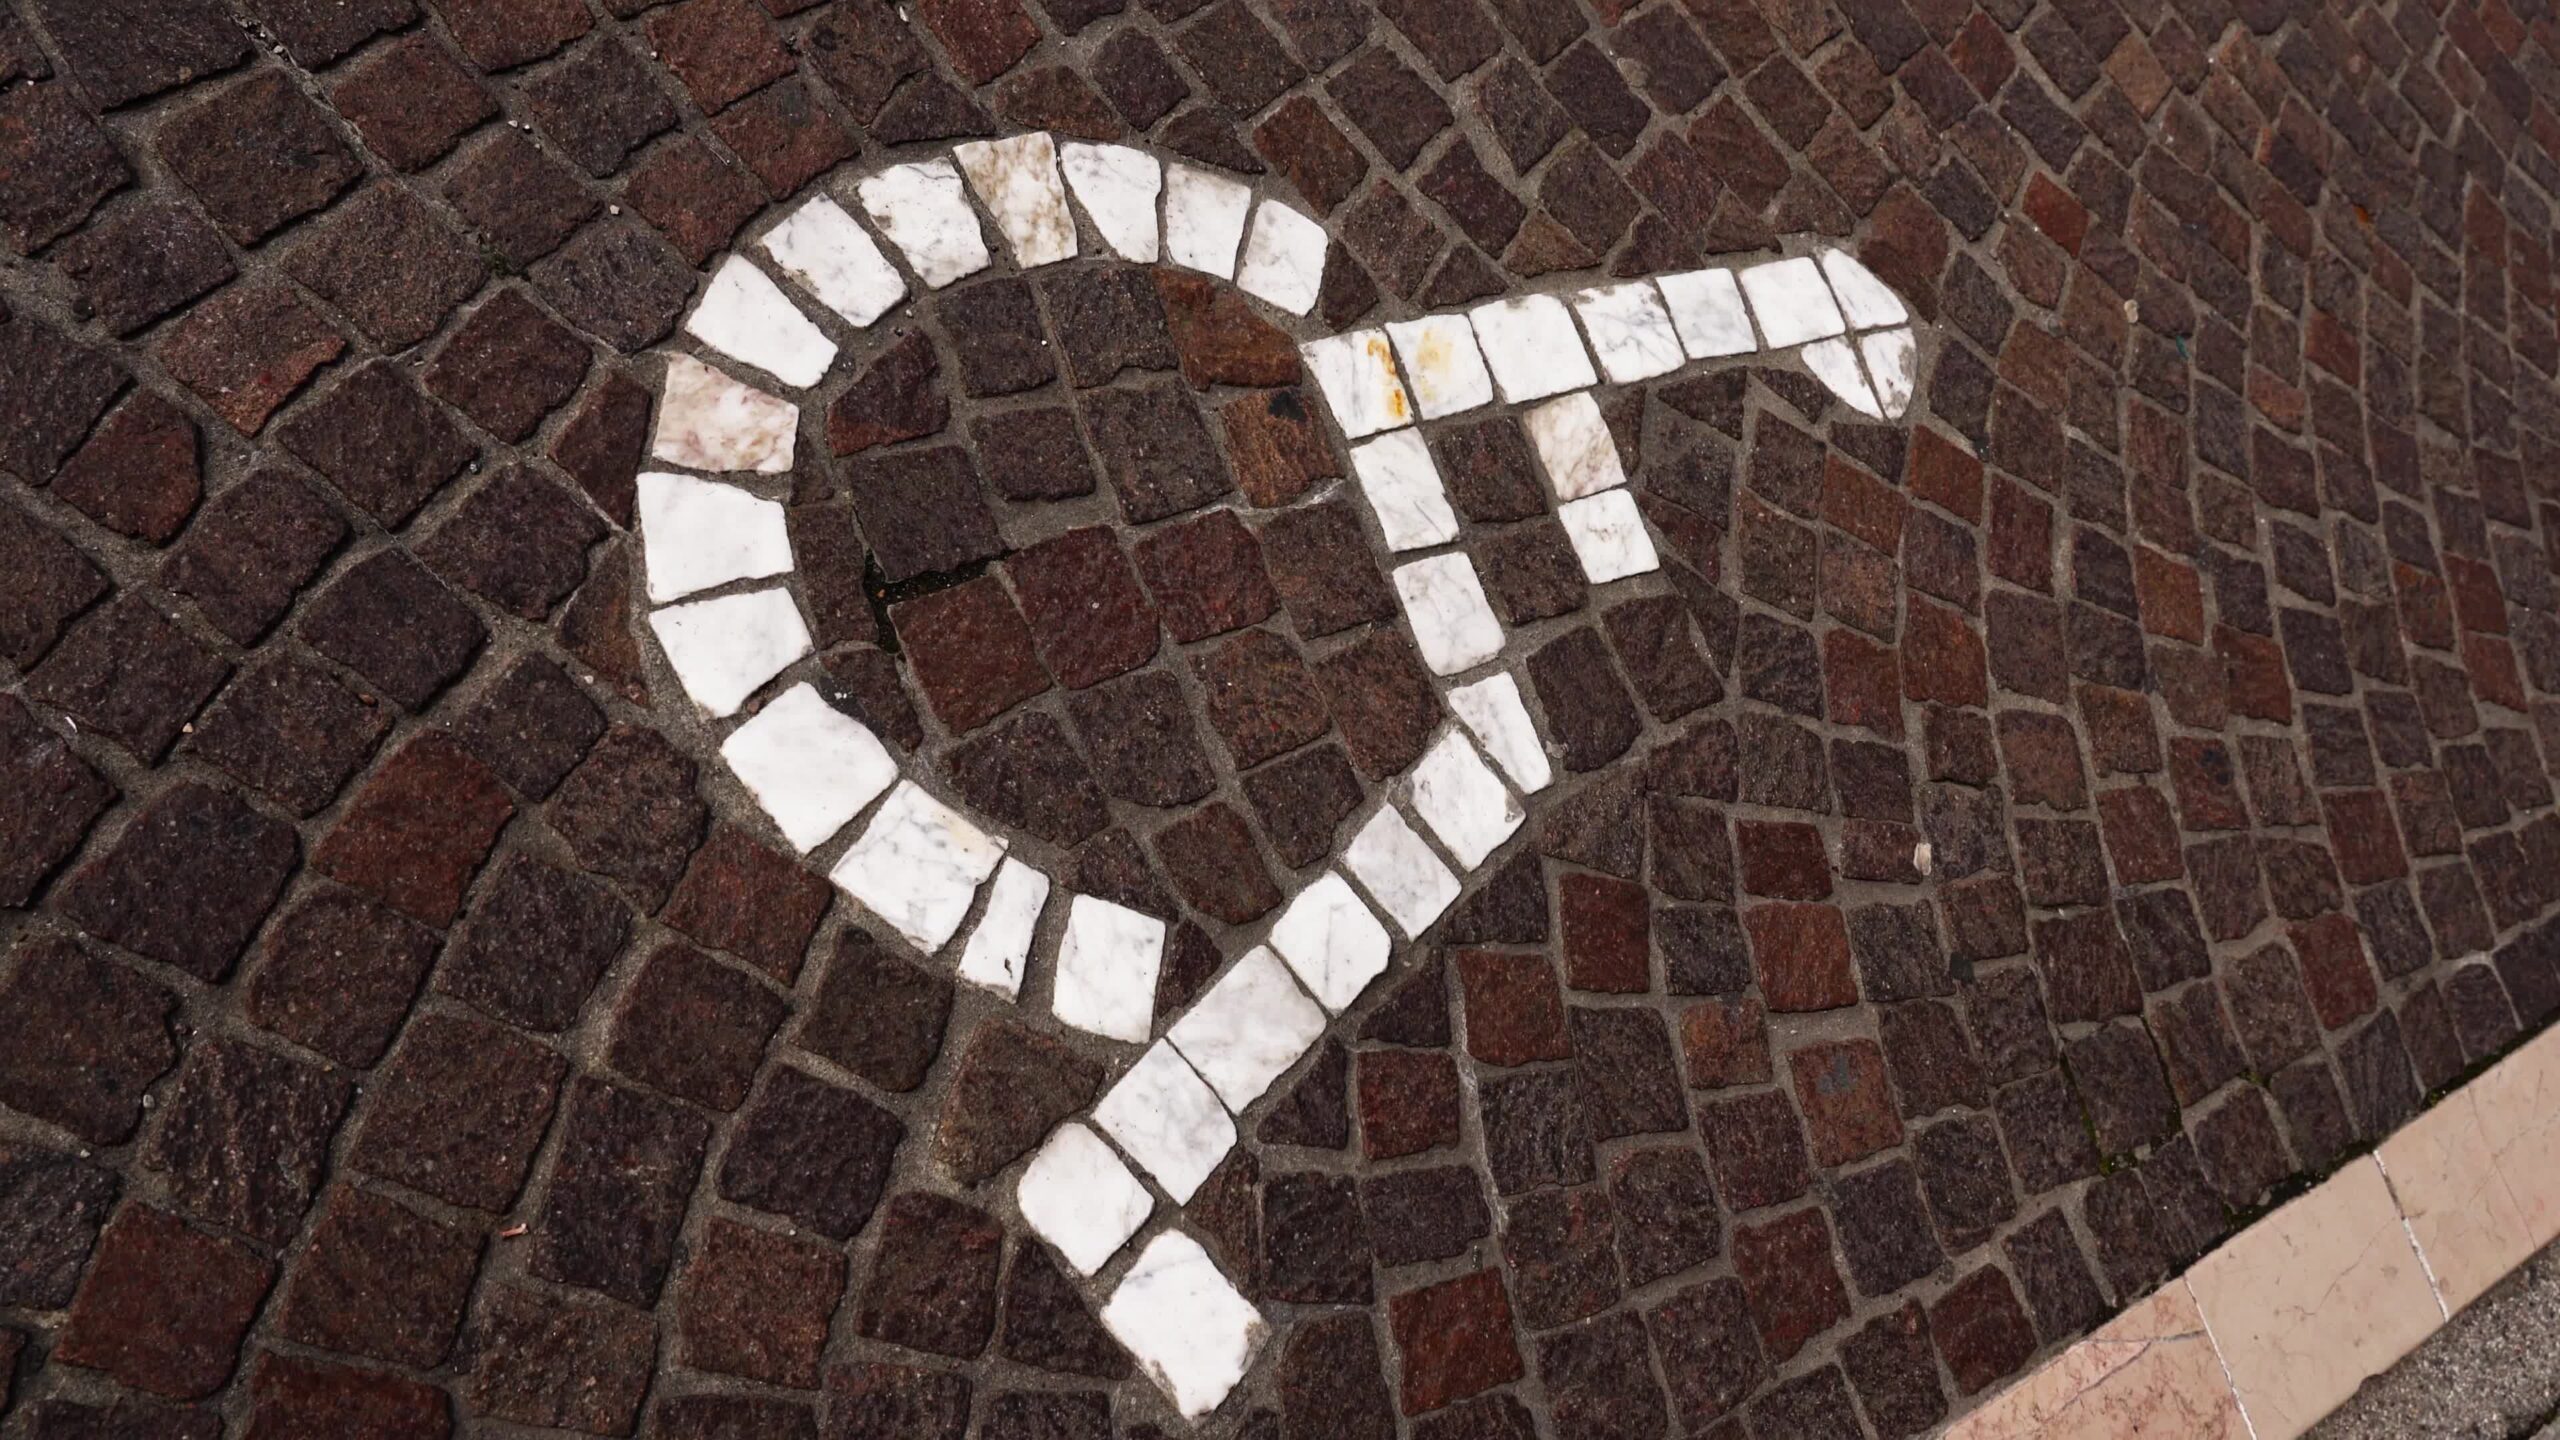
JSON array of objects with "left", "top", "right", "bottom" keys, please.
[{"left": 1943, "top": 1022, "right": 2560, "bottom": 1439}]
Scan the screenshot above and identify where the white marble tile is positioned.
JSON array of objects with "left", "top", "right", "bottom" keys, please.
[
  {"left": 1102, "top": 1232, "right": 1267, "bottom": 1420},
  {"left": 1166, "top": 946, "right": 1328, "bottom": 1113},
  {"left": 855, "top": 159, "right": 992, "bottom": 289},
  {"left": 1268, "top": 870, "right": 1392, "bottom": 1013},
  {"left": 829, "top": 780, "right": 1007, "bottom": 953},
  {"left": 1017, "top": 1122, "right": 1152, "bottom": 1276},
  {"left": 1235, "top": 201, "right": 1326, "bottom": 316},
  {"left": 1393, "top": 552, "right": 1504, "bottom": 677},
  {"left": 1351, "top": 430, "right": 1459, "bottom": 552},
  {"left": 1386, "top": 313, "right": 1495, "bottom": 419},
  {"left": 1093, "top": 1041, "right": 1234, "bottom": 1203},
  {"left": 1409, "top": 729, "right": 1521, "bottom": 871},
  {"left": 1058, "top": 142, "right": 1162, "bottom": 262},
  {"left": 1657, "top": 268, "right": 1758, "bottom": 358},
  {"left": 1521, "top": 391, "right": 1627, "bottom": 501},
  {"left": 759, "top": 195, "right": 907, "bottom": 329},
  {"left": 1342, "top": 805, "right": 1460, "bottom": 939},
  {"left": 957, "top": 857, "right": 1050, "bottom": 1002},
  {"left": 1448, "top": 671, "right": 1552, "bottom": 794},
  {"left": 1820, "top": 248, "right": 1909, "bottom": 329},
  {"left": 648, "top": 588, "right": 813, "bottom": 719},
  {"left": 1163, "top": 163, "right": 1252, "bottom": 278},
  {"left": 1300, "top": 330, "right": 1413, "bottom": 439},
  {"left": 686, "top": 256, "right": 838, "bottom": 390},
  {"left": 955, "top": 132, "right": 1078, "bottom": 269},
  {"left": 652, "top": 353, "right": 797, "bottom": 475},
  {"left": 1053, "top": 894, "right": 1167, "bottom": 1045},
  {"left": 1468, "top": 294, "right": 1598, "bottom": 403},
  {"left": 1572, "top": 282, "right": 1685, "bottom": 383},
  {"left": 1738, "top": 255, "right": 1847, "bottom": 347},
  {"left": 635, "top": 470, "right": 793, "bottom": 603},
  {"left": 1862, "top": 327, "right": 1917, "bottom": 419},
  {"left": 1801, "top": 337, "right": 1882, "bottom": 418},
  {"left": 718, "top": 682, "right": 897, "bottom": 852},
  {"left": 1559, "top": 489, "right": 1659, "bottom": 584}
]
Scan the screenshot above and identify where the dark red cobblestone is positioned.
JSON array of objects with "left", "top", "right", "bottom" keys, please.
[
  {"left": 461, "top": 1281, "right": 651, "bottom": 1434},
  {"left": 274, "top": 1186, "right": 480, "bottom": 1369},
  {"left": 57, "top": 1204, "right": 270, "bottom": 1400},
  {"left": 350, "top": 1014, "right": 568, "bottom": 1213}
]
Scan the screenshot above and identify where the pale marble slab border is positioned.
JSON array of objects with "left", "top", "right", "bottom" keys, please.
[{"left": 1946, "top": 1020, "right": 2560, "bottom": 1440}]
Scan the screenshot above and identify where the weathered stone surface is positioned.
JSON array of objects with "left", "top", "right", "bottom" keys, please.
[
  {"left": 313, "top": 734, "right": 515, "bottom": 926},
  {"left": 999, "top": 1244, "right": 1132, "bottom": 1378},
  {"left": 186, "top": 656, "right": 389, "bottom": 819},
  {"left": 856, "top": 1191, "right": 1005, "bottom": 1358},
  {"left": 299, "top": 551, "right": 487, "bottom": 710},
  {"left": 0, "top": 311, "right": 126, "bottom": 481},
  {"left": 60, "top": 782, "right": 297, "bottom": 983},
  {"left": 531, "top": 216, "right": 695, "bottom": 352},
  {"left": 58, "top": 1204, "right": 272, "bottom": 1400},
  {"left": 275, "top": 1186, "right": 480, "bottom": 1368},
  {"left": 334, "top": 33, "right": 500, "bottom": 173},
  {"left": 661, "top": 823, "right": 833, "bottom": 984},
  {"left": 30, "top": 597, "right": 230, "bottom": 762},
  {"left": 0, "top": 695, "right": 113, "bottom": 909},
  {"left": 0, "top": 502, "right": 110, "bottom": 671},
  {"left": 895, "top": 576, "right": 1049, "bottom": 732},
  {"left": 546, "top": 724, "right": 707, "bottom": 910},
  {"left": 676, "top": 1217, "right": 845, "bottom": 1388},
  {"left": 29, "top": 0, "right": 247, "bottom": 107},
  {"left": 159, "top": 469, "right": 345, "bottom": 646},
  {"left": 286, "top": 184, "right": 482, "bottom": 352},
  {"left": 52, "top": 389, "right": 200, "bottom": 543},
  {"left": 2, "top": 12, "right": 2556, "bottom": 1434},
  {"left": 144, "top": 1038, "right": 351, "bottom": 1248},
  {"left": 462, "top": 1282, "right": 652, "bottom": 1436},
  {"left": 240, "top": 1351, "right": 451, "bottom": 1440},
  {"left": 721, "top": 1065, "right": 905, "bottom": 1240},
  {"left": 607, "top": 942, "right": 788, "bottom": 1111},
  {"left": 533, "top": 1078, "right": 712, "bottom": 1305},
  {"left": 158, "top": 71, "right": 361, "bottom": 244},
  {"left": 0, "top": 1142, "right": 119, "bottom": 1308},
  {"left": 351, "top": 1013, "right": 568, "bottom": 1212},
  {"left": 437, "top": 853, "right": 627, "bottom": 1032},
  {"left": 0, "top": 84, "right": 132, "bottom": 254},
  {"left": 799, "top": 928, "right": 954, "bottom": 1093},
  {"left": 1390, "top": 1269, "right": 1522, "bottom": 1414},
  {"left": 821, "top": 1362, "right": 971, "bottom": 1440},
  {"left": 451, "top": 655, "right": 606, "bottom": 802}
]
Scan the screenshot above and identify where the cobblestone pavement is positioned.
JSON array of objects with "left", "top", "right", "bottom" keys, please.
[{"left": 7, "top": 0, "right": 2560, "bottom": 1436}]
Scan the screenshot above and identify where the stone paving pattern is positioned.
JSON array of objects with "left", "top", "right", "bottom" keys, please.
[{"left": 5, "top": 0, "right": 2560, "bottom": 1436}]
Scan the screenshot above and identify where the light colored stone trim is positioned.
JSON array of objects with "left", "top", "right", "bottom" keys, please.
[{"left": 1946, "top": 1020, "right": 2560, "bottom": 1440}]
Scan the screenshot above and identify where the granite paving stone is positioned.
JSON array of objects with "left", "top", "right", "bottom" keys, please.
[
  {"left": 56, "top": 1204, "right": 271, "bottom": 1401},
  {"left": 0, "top": 937, "right": 180, "bottom": 1146},
  {"left": 349, "top": 1014, "right": 568, "bottom": 1212},
  {"left": 0, "top": 1142, "right": 120, "bottom": 1309},
  {"left": 274, "top": 1185, "right": 479, "bottom": 1369},
  {"left": 462, "top": 1282, "right": 652, "bottom": 1434}
]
